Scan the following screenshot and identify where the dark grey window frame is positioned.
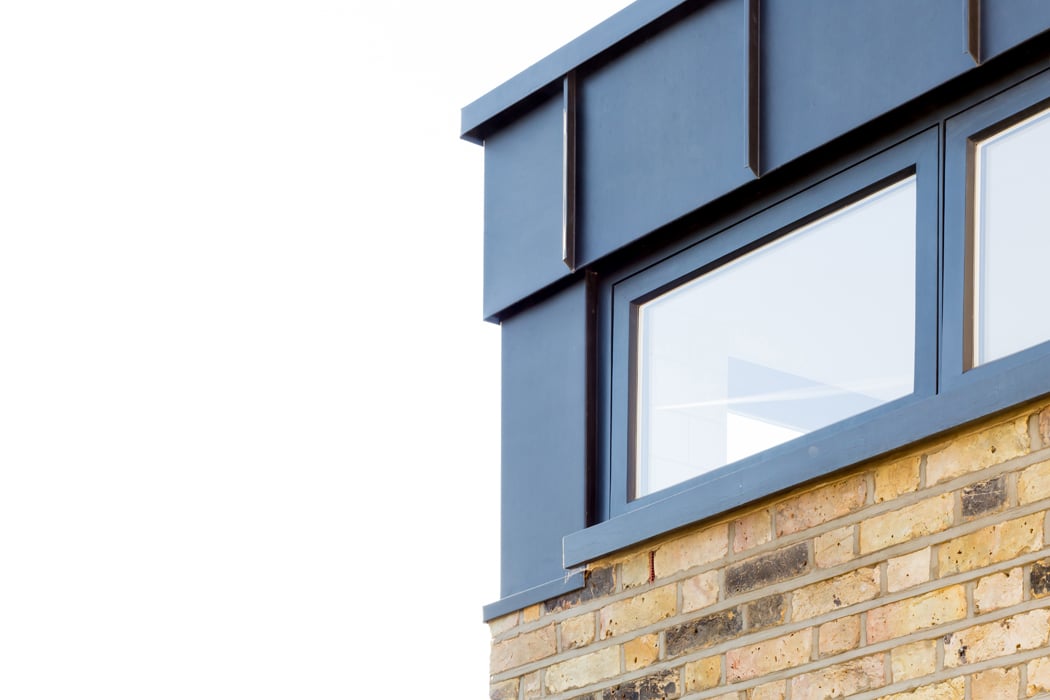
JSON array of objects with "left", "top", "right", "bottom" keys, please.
[{"left": 564, "top": 64, "right": 1050, "bottom": 569}]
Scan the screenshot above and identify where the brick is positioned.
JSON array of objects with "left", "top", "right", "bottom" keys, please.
[
  {"left": 523, "top": 670, "right": 542, "bottom": 699},
  {"left": 973, "top": 567, "right": 1023, "bottom": 614},
  {"left": 681, "top": 570, "right": 719, "bottom": 613},
  {"left": 665, "top": 608, "right": 743, "bottom": 657},
  {"left": 725, "top": 543, "right": 808, "bottom": 596},
  {"left": 814, "top": 525, "right": 855, "bottom": 569},
  {"left": 775, "top": 475, "right": 867, "bottom": 536},
  {"left": 622, "top": 550, "right": 653, "bottom": 589},
  {"left": 546, "top": 566, "right": 615, "bottom": 613},
  {"left": 745, "top": 594, "right": 785, "bottom": 631},
  {"left": 490, "top": 679, "right": 519, "bottom": 700},
  {"left": 971, "top": 666, "right": 1020, "bottom": 700},
  {"left": 881, "top": 677, "right": 964, "bottom": 700},
  {"left": 489, "top": 611, "right": 518, "bottom": 637},
  {"left": 624, "top": 633, "right": 660, "bottom": 672},
  {"left": 943, "top": 609, "right": 1050, "bottom": 667},
  {"left": 653, "top": 524, "right": 728, "bottom": 579},
  {"left": 522, "top": 604, "right": 541, "bottom": 623},
  {"left": 866, "top": 585, "right": 967, "bottom": 643},
  {"left": 890, "top": 639, "right": 936, "bottom": 682},
  {"left": 599, "top": 584, "right": 676, "bottom": 639},
  {"left": 874, "top": 455, "right": 921, "bottom": 503},
  {"left": 886, "top": 547, "right": 930, "bottom": 593},
  {"left": 818, "top": 615, "right": 860, "bottom": 657},
  {"left": 746, "top": 681, "right": 785, "bottom": 700},
  {"left": 546, "top": 646, "right": 621, "bottom": 694},
  {"left": 602, "top": 669, "right": 679, "bottom": 700},
  {"left": 789, "top": 654, "right": 884, "bottom": 700},
  {"left": 1032, "top": 558, "right": 1050, "bottom": 597},
  {"left": 1018, "top": 459, "right": 1050, "bottom": 505},
  {"left": 1038, "top": 405, "right": 1050, "bottom": 447},
  {"left": 858, "top": 493, "right": 953, "bottom": 554},
  {"left": 491, "top": 624, "right": 557, "bottom": 673},
  {"left": 733, "top": 509, "right": 772, "bottom": 553},
  {"left": 684, "top": 656, "right": 721, "bottom": 692},
  {"left": 561, "top": 613, "right": 596, "bottom": 651},
  {"left": 925, "top": 417, "right": 1029, "bottom": 486},
  {"left": 726, "top": 630, "right": 812, "bottom": 682},
  {"left": 1029, "top": 656, "right": 1050, "bottom": 696},
  {"left": 937, "top": 514, "right": 1043, "bottom": 575},
  {"left": 791, "top": 567, "right": 880, "bottom": 620},
  {"left": 961, "top": 476, "right": 1007, "bottom": 518}
]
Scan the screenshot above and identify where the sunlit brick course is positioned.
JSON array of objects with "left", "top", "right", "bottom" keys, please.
[
  {"left": 726, "top": 630, "right": 812, "bottom": 682},
  {"left": 858, "top": 493, "right": 953, "bottom": 554},
  {"left": 813, "top": 525, "right": 854, "bottom": 569},
  {"left": 561, "top": 613, "right": 596, "bottom": 651},
  {"left": 491, "top": 624, "right": 557, "bottom": 674},
  {"left": 1018, "top": 458, "right": 1050, "bottom": 505},
  {"left": 774, "top": 475, "right": 867, "bottom": 536},
  {"left": 653, "top": 524, "right": 728, "bottom": 580},
  {"left": 791, "top": 566, "right": 880, "bottom": 620},
  {"left": 943, "top": 609, "right": 1050, "bottom": 667},
  {"left": 890, "top": 639, "right": 936, "bottom": 682},
  {"left": 886, "top": 547, "right": 930, "bottom": 592},
  {"left": 544, "top": 646, "right": 620, "bottom": 694},
  {"left": 681, "top": 569, "right": 719, "bottom": 613},
  {"left": 971, "top": 666, "right": 1020, "bottom": 700},
  {"left": 683, "top": 656, "right": 721, "bottom": 692},
  {"left": 788, "top": 654, "right": 885, "bottom": 700},
  {"left": 598, "top": 584, "right": 676, "bottom": 639},
  {"left": 937, "top": 513, "right": 1043, "bottom": 575},
  {"left": 1028, "top": 656, "right": 1050, "bottom": 695},
  {"left": 873, "top": 455, "right": 920, "bottom": 503},
  {"left": 865, "top": 585, "right": 967, "bottom": 643},
  {"left": 817, "top": 615, "right": 860, "bottom": 657},
  {"left": 924, "top": 417, "right": 1029, "bottom": 486},
  {"left": 732, "top": 508, "right": 772, "bottom": 553},
  {"left": 973, "top": 567, "right": 1023, "bottom": 614}
]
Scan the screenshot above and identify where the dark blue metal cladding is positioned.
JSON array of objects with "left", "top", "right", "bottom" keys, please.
[
  {"left": 577, "top": 0, "right": 753, "bottom": 266},
  {"left": 498, "top": 280, "right": 589, "bottom": 603},
  {"left": 983, "top": 1, "right": 1050, "bottom": 60},
  {"left": 760, "top": 0, "right": 971, "bottom": 173},
  {"left": 483, "top": 93, "right": 567, "bottom": 320}
]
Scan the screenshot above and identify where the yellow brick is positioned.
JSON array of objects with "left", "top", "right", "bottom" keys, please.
[
  {"left": 925, "top": 417, "right": 1029, "bottom": 486},
  {"left": 522, "top": 670, "right": 542, "bottom": 700},
  {"left": 733, "top": 508, "right": 772, "bottom": 553},
  {"left": 814, "top": 525, "right": 855, "bottom": 569},
  {"left": 522, "top": 604, "right": 541, "bottom": 623},
  {"left": 859, "top": 493, "right": 953, "bottom": 554},
  {"left": 560, "top": 613, "right": 595, "bottom": 651},
  {"left": 491, "top": 624, "right": 557, "bottom": 673},
  {"left": 791, "top": 567, "right": 880, "bottom": 620},
  {"left": 622, "top": 549, "right": 652, "bottom": 589},
  {"left": 681, "top": 569, "right": 719, "bottom": 613},
  {"left": 775, "top": 475, "right": 867, "bottom": 536},
  {"left": 726, "top": 630, "right": 812, "bottom": 682},
  {"left": 789, "top": 655, "right": 885, "bottom": 700},
  {"left": 972, "top": 666, "right": 1020, "bottom": 700},
  {"left": 886, "top": 547, "right": 930, "bottom": 592},
  {"left": 489, "top": 611, "right": 518, "bottom": 637},
  {"left": 684, "top": 655, "right": 721, "bottom": 692},
  {"left": 974, "top": 567, "right": 1023, "bottom": 614},
  {"left": 874, "top": 454, "right": 921, "bottom": 502},
  {"left": 818, "top": 614, "right": 860, "bottom": 657},
  {"left": 490, "top": 678, "right": 519, "bottom": 700},
  {"left": 624, "top": 633, "right": 660, "bottom": 671},
  {"left": 544, "top": 646, "right": 620, "bottom": 694},
  {"left": 1028, "top": 656, "right": 1050, "bottom": 696},
  {"left": 943, "top": 609, "right": 1050, "bottom": 667},
  {"left": 1018, "top": 459, "right": 1050, "bottom": 505},
  {"left": 653, "top": 524, "right": 728, "bottom": 579},
  {"left": 747, "top": 680, "right": 785, "bottom": 700},
  {"left": 890, "top": 639, "right": 936, "bottom": 682},
  {"left": 598, "top": 584, "right": 676, "bottom": 639},
  {"left": 937, "top": 514, "right": 1043, "bottom": 576},
  {"left": 866, "top": 585, "right": 967, "bottom": 643},
  {"left": 881, "top": 677, "right": 964, "bottom": 700}
]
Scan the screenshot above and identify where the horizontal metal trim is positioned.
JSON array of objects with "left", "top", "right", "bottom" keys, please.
[{"left": 482, "top": 571, "right": 586, "bottom": 622}]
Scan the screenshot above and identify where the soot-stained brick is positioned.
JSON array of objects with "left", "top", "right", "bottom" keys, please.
[
  {"left": 665, "top": 608, "right": 743, "bottom": 657},
  {"left": 602, "top": 670, "right": 679, "bottom": 700},
  {"left": 545, "top": 566, "right": 615, "bottom": 613},
  {"left": 1032, "top": 559, "right": 1050, "bottom": 598},
  {"left": 961, "top": 477, "right": 1007, "bottom": 518},
  {"left": 745, "top": 593, "right": 785, "bottom": 631},
  {"left": 725, "top": 543, "right": 809, "bottom": 596}
]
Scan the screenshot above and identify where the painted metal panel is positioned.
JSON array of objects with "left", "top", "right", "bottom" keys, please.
[
  {"left": 983, "top": 1, "right": 1050, "bottom": 61},
  {"left": 578, "top": 0, "right": 753, "bottom": 265},
  {"left": 498, "top": 281, "right": 589, "bottom": 602},
  {"left": 484, "top": 94, "right": 566, "bottom": 320},
  {"left": 761, "top": 0, "right": 971, "bottom": 172}
]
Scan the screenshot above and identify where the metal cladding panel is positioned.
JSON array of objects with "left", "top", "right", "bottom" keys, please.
[
  {"left": 484, "top": 93, "right": 566, "bottom": 320},
  {"left": 578, "top": 0, "right": 752, "bottom": 266},
  {"left": 500, "top": 281, "right": 588, "bottom": 600},
  {"left": 761, "top": 0, "right": 972, "bottom": 172},
  {"left": 983, "top": 1, "right": 1050, "bottom": 60}
]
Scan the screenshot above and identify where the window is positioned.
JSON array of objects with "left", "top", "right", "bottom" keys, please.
[{"left": 634, "top": 177, "right": 916, "bottom": 498}]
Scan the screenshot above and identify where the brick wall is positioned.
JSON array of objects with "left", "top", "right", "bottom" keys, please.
[{"left": 489, "top": 400, "right": 1050, "bottom": 699}]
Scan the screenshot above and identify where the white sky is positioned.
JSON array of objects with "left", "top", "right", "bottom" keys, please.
[{"left": 0, "top": 1, "right": 633, "bottom": 697}]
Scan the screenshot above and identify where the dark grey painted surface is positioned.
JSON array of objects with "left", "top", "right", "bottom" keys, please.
[
  {"left": 577, "top": 0, "right": 753, "bottom": 265},
  {"left": 983, "top": 1, "right": 1050, "bottom": 61},
  {"left": 483, "top": 94, "right": 566, "bottom": 320},
  {"left": 760, "top": 0, "right": 971, "bottom": 173},
  {"left": 498, "top": 280, "right": 589, "bottom": 602}
]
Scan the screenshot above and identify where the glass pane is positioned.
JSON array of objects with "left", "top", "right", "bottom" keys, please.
[
  {"left": 636, "top": 178, "right": 916, "bottom": 497},
  {"left": 974, "top": 106, "right": 1050, "bottom": 365}
]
